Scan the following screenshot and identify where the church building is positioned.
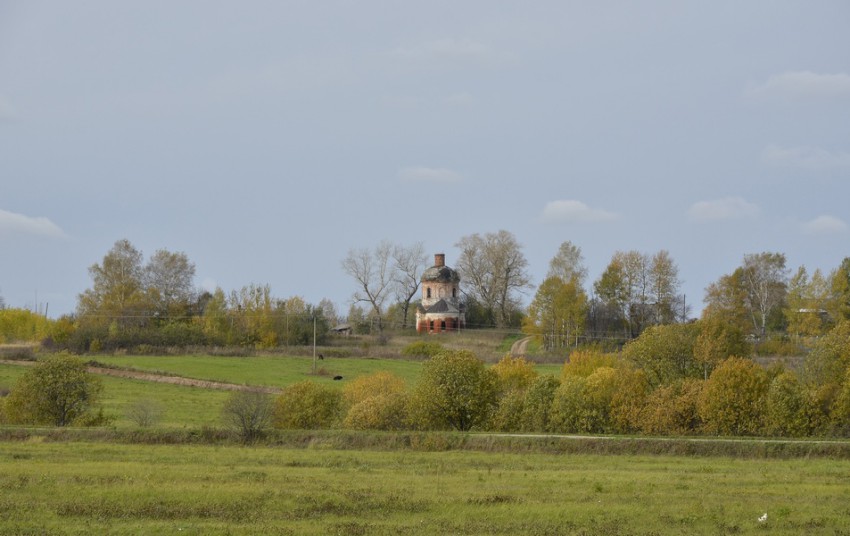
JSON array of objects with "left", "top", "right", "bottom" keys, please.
[{"left": 416, "top": 253, "right": 465, "bottom": 333}]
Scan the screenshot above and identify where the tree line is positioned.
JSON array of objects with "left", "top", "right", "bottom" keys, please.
[{"left": 1, "top": 233, "right": 849, "bottom": 353}]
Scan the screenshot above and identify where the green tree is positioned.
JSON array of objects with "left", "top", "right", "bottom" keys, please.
[
  {"left": 698, "top": 357, "right": 768, "bottom": 436},
  {"left": 5, "top": 355, "right": 104, "bottom": 426},
  {"left": 0, "top": 308, "right": 53, "bottom": 343},
  {"left": 273, "top": 381, "right": 342, "bottom": 429},
  {"left": 550, "top": 367, "right": 617, "bottom": 433},
  {"left": 408, "top": 350, "right": 499, "bottom": 431},
  {"left": 621, "top": 323, "right": 701, "bottom": 387}
]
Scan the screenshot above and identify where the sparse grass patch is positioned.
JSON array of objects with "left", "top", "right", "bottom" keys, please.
[{"left": 1, "top": 441, "right": 849, "bottom": 534}]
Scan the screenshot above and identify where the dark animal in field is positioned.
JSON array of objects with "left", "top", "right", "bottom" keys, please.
[
  {"left": 333, "top": 375, "right": 343, "bottom": 381},
  {"left": 318, "top": 354, "right": 324, "bottom": 360}
]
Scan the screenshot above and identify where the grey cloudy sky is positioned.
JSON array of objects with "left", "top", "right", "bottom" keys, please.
[{"left": 1, "top": 1, "right": 848, "bottom": 318}]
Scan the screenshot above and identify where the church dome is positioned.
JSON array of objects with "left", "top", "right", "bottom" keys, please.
[{"left": 421, "top": 254, "right": 460, "bottom": 283}]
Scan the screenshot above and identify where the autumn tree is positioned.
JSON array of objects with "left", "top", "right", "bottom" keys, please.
[
  {"left": 523, "top": 276, "right": 587, "bottom": 351},
  {"left": 455, "top": 230, "right": 531, "bottom": 328},
  {"left": 4, "top": 355, "right": 104, "bottom": 426},
  {"left": 594, "top": 250, "right": 682, "bottom": 339},
  {"left": 550, "top": 367, "right": 618, "bottom": 433},
  {"left": 77, "top": 239, "right": 146, "bottom": 327},
  {"left": 546, "top": 240, "right": 588, "bottom": 285},
  {"left": 693, "top": 317, "right": 750, "bottom": 379},
  {"left": 802, "top": 320, "right": 850, "bottom": 388},
  {"left": 742, "top": 252, "right": 789, "bottom": 338},
  {"left": 764, "top": 371, "right": 813, "bottom": 437},
  {"left": 698, "top": 357, "right": 768, "bottom": 436},
  {"left": 341, "top": 241, "right": 395, "bottom": 334},
  {"left": 703, "top": 268, "right": 751, "bottom": 334},
  {"left": 828, "top": 258, "right": 850, "bottom": 321},
  {"left": 638, "top": 379, "right": 703, "bottom": 435},
  {"left": 785, "top": 266, "right": 830, "bottom": 338},
  {"left": 621, "top": 323, "right": 701, "bottom": 387},
  {"left": 408, "top": 350, "right": 499, "bottom": 431}
]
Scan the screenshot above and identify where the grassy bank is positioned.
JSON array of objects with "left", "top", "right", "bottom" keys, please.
[{"left": 1, "top": 438, "right": 849, "bottom": 534}]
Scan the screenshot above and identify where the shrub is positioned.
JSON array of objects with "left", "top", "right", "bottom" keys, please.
[
  {"left": 520, "top": 374, "right": 560, "bottom": 432},
  {"left": 492, "top": 354, "right": 538, "bottom": 394},
  {"left": 4, "top": 355, "right": 104, "bottom": 426},
  {"left": 273, "top": 381, "right": 343, "bottom": 429},
  {"left": 562, "top": 349, "right": 616, "bottom": 378},
  {"left": 488, "top": 390, "right": 526, "bottom": 432},
  {"left": 126, "top": 398, "right": 164, "bottom": 428},
  {"left": 401, "top": 340, "right": 445, "bottom": 358},
  {"left": 638, "top": 379, "right": 703, "bottom": 435},
  {"left": 698, "top": 357, "right": 768, "bottom": 436},
  {"left": 342, "top": 371, "right": 406, "bottom": 407},
  {"left": 765, "top": 371, "right": 812, "bottom": 437},
  {"left": 222, "top": 390, "right": 274, "bottom": 442},
  {"left": 343, "top": 393, "right": 409, "bottom": 431},
  {"left": 407, "top": 350, "right": 499, "bottom": 431}
]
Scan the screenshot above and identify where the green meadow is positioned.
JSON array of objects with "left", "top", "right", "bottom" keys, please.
[{"left": 2, "top": 440, "right": 849, "bottom": 535}]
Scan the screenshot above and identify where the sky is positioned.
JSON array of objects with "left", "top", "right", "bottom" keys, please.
[{"left": 1, "top": 1, "right": 849, "bottom": 320}]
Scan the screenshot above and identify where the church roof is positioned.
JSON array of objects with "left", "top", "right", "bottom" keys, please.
[
  {"left": 421, "top": 265, "right": 460, "bottom": 283},
  {"left": 420, "top": 298, "right": 463, "bottom": 314}
]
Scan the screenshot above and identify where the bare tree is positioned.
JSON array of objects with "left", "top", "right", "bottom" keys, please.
[
  {"left": 221, "top": 390, "right": 273, "bottom": 443},
  {"left": 455, "top": 230, "right": 531, "bottom": 328},
  {"left": 392, "top": 242, "right": 427, "bottom": 330},
  {"left": 126, "top": 398, "right": 164, "bottom": 428},
  {"left": 341, "top": 241, "right": 396, "bottom": 334}
]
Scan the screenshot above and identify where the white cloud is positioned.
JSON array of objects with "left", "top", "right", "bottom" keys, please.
[
  {"left": 748, "top": 71, "right": 850, "bottom": 98},
  {"left": 541, "top": 200, "right": 618, "bottom": 224},
  {"left": 0, "top": 209, "right": 65, "bottom": 238},
  {"left": 688, "top": 197, "right": 760, "bottom": 222},
  {"left": 803, "top": 215, "right": 848, "bottom": 235},
  {"left": 761, "top": 145, "right": 850, "bottom": 170},
  {"left": 398, "top": 167, "right": 463, "bottom": 183}
]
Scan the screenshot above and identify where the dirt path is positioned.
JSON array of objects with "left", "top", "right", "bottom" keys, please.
[
  {"left": 0, "top": 359, "right": 280, "bottom": 394},
  {"left": 510, "top": 336, "right": 532, "bottom": 357}
]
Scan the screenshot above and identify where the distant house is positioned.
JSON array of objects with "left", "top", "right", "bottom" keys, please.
[
  {"left": 331, "top": 323, "right": 352, "bottom": 336},
  {"left": 416, "top": 253, "right": 465, "bottom": 333}
]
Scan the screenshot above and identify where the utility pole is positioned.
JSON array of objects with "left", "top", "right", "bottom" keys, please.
[{"left": 311, "top": 315, "right": 317, "bottom": 375}]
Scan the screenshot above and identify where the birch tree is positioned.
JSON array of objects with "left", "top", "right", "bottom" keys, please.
[{"left": 341, "top": 241, "right": 395, "bottom": 334}]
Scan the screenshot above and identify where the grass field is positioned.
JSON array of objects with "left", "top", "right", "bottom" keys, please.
[
  {"left": 1, "top": 440, "right": 849, "bottom": 535},
  {"left": 1, "top": 356, "right": 563, "bottom": 429}
]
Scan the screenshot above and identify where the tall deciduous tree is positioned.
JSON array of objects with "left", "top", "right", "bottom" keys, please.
[
  {"left": 741, "top": 252, "right": 788, "bottom": 338},
  {"left": 455, "top": 230, "right": 531, "bottom": 328},
  {"left": 78, "top": 239, "right": 145, "bottom": 326},
  {"left": 391, "top": 242, "right": 427, "bottom": 330},
  {"left": 341, "top": 241, "right": 395, "bottom": 334},
  {"left": 547, "top": 241, "right": 587, "bottom": 286},
  {"left": 523, "top": 276, "right": 587, "bottom": 350},
  {"left": 144, "top": 249, "right": 196, "bottom": 320},
  {"left": 828, "top": 257, "right": 850, "bottom": 322},
  {"left": 785, "top": 266, "right": 830, "bottom": 338}
]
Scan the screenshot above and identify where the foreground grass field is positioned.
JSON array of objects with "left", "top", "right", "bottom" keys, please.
[{"left": 1, "top": 440, "right": 849, "bottom": 535}]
